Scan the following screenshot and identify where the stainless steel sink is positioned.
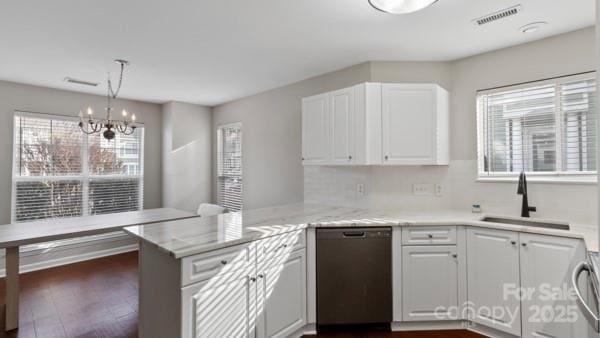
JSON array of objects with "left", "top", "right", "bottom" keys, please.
[{"left": 481, "top": 216, "right": 570, "bottom": 231}]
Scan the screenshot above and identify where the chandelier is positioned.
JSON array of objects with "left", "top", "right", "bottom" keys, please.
[{"left": 78, "top": 59, "right": 137, "bottom": 140}]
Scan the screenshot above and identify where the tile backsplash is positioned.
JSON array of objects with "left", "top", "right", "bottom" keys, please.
[{"left": 304, "top": 160, "right": 598, "bottom": 225}]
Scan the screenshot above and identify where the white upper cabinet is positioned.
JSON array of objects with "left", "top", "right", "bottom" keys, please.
[
  {"left": 301, "top": 93, "right": 329, "bottom": 164},
  {"left": 382, "top": 84, "right": 448, "bottom": 165},
  {"left": 302, "top": 82, "right": 448, "bottom": 166},
  {"left": 329, "top": 87, "right": 355, "bottom": 164}
]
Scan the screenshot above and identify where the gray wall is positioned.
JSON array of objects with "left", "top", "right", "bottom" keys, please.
[
  {"left": 162, "top": 101, "right": 212, "bottom": 213},
  {"left": 450, "top": 26, "right": 596, "bottom": 161},
  {"left": 597, "top": 0, "right": 599, "bottom": 246},
  {"left": 0, "top": 80, "right": 163, "bottom": 224},
  {"left": 212, "top": 62, "right": 372, "bottom": 210},
  {"left": 370, "top": 61, "right": 453, "bottom": 90}
]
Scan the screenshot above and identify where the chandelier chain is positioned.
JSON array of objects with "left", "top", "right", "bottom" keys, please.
[{"left": 108, "top": 62, "right": 125, "bottom": 99}]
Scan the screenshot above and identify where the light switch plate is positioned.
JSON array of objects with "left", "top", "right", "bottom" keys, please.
[{"left": 413, "top": 183, "right": 434, "bottom": 196}]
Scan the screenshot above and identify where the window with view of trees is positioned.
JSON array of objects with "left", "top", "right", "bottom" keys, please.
[
  {"left": 12, "top": 112, "right": 144, "bottom": 222},
  {"left": 477, "top": 73, "right": 597, "bottom": 181}
]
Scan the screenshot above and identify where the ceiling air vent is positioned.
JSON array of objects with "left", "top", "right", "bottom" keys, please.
[
  {"left": 64, "top": 77, "right": 98, "bottom": 87},
  {"left": 472, "top": 5, "right": 522, "bottom": 26}
]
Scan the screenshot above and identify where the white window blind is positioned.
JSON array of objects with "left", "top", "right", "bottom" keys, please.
[
  {"left": 477, "top": 73, "right": 596, "bottom": 180},
  {"left": 12, "top": 112, "right": 144, "bottom": 222},
  {"left": 217, "top": 123, "right": 242, "bottom": 212}
]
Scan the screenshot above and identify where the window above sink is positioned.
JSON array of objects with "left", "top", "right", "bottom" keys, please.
[{"left": 476, "top": 72, "right": 597, "bottom": 184}]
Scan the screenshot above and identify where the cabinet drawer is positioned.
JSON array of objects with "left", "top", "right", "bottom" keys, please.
[
  {"left": 402, "top": 226, "right": 456, "bottom": 245},
  {"left": 259, "top": 230, "right": 306, "bottom": 262},
  {"left": 181, "top": 243, "right": 253, "bottom": 286}
]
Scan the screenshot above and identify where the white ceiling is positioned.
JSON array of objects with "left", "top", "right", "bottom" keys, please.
[{"left": 0, "top": 0, "right": 595, "bottom": 106}]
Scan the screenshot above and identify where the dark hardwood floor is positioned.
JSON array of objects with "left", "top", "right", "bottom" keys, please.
[
  {"left": 0, "top": 252, "right": 138, "bottom": 338},
  {"left": 0, "top": 252, "right": 485, "bottom": 338}
]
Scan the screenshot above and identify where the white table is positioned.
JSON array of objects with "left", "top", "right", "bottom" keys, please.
[{"left": 0, "top": 208, "right": 198, "bottom": 331}]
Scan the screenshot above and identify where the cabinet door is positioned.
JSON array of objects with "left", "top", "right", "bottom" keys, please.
[
  {"left": 329, "top": 87, "right": 355, "bottom": 164},
  {"left": 381, "top": 84, "right": 436, "bottom": 165},
  {"left": 182, "top": 272, "right": 256, "bottom": 338},
  {"left": 467, "top": 228, "right": 521, "bottom": 336},
  {"left": 402, "top": 245, "right": 458, "bottom": 321},
  {"left": 302, "top": 93, "right": 329, "bottom": 164},
  {"left": 257, "top": 249, "right": 307, "bottom": 338},
  {"left": 520, "top": 233, "right": 594, "bottom": 338}
]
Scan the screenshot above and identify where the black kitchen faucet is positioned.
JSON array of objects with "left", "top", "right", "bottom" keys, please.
[{"left": 517, "top": 171, "right": 536, "bottom": 217}]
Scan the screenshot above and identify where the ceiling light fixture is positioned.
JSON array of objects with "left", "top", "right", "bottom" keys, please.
[
  {"left": 520, "top": 21, "right": 547, "bottom": 34},
  {"left": 368, "top": 0, "right": 438, "bottom": 14},
  {"left": 78, "top": 59, "right": 137, "bottom": 140}
]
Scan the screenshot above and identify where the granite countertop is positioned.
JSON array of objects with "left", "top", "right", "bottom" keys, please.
[{"left": 124, "top": 203, "right": 598, "bottom": 259}]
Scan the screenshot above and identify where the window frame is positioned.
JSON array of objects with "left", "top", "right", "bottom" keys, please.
[
  {"left": 216, "top": 122, "right": 243, "bottom": 212},
  {"left": 476, "top": 72, "right": 597, "bottom": 184},
  {"left": 11, "top": 111, "right": 145, "bottom": 223}
]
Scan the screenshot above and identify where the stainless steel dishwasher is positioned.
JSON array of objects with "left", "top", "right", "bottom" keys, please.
[{"left": 316, "top": 227, "right": 392, "bottom": 326}]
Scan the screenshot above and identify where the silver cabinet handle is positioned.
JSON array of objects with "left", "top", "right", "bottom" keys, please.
[
  {"left": 428, "top": 234, "right": 433, "bottom": 239},
  {"left": 510, "top": 241, "right": 517, "bottom": 245},
  {"left": 572, "top": 261, "right": 600, "bottom": 329},
  {"left": 522, "top": 243, "right": 527, "bottom": 247},
  {"left": 250, "top": 277, "right": 257, "bottom": 282},
  {"left": 384, "top": 155, "right": 389, "bottom": 161},
  {"left": 220, "top": 260, "right": 228, "bottom": 265},
  {"left": 452, "top": 254, "right": 458, "bottom": 258},
  {"left": 258, "top": 274, "right": 264, "bottom": 279},
  {"left": 348, "top": 155, "right": 352, "bottom": 161}
]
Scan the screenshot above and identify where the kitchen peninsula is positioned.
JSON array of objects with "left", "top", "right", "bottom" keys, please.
[{"left": 125, "top": 203, "right": 597, "bottom": 338}]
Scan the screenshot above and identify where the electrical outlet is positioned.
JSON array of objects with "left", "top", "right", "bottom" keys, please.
[
  {"left": 356, "top": 183, "right": 365, "bottom": 197},
  {"left": 413, "top": 183, "right": 434, "bottom": 196},
  {"left": 435, "top": 184, "right": 443, "bottom": 197}
]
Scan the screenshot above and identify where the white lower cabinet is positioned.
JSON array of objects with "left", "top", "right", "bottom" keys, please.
[
  {"left": 145, "top": 225, "right": 594, "bottom": 338},
  {"left": 467, "top": 228, "right": 521, "bottom": 336},
  {"left": 467, "top": 228, "right": 594, "bottom": 338},
  {"left": 182, "top": 271, "right": 256, "bottom": 338},
  {"left": 519, "top": 233, "right": 594, "bottom": 338},
  {"left": 180, "top": 235, "right": 307, "bottom": 338},
  {"left": 256, "top": 249, "right": 307, "bottom": 338},
  {"left": 402, "top": 245, "right": 458, "bottom": 321}
]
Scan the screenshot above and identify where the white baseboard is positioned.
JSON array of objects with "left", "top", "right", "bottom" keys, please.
[
  {"left": 0, "top": 244, "right": 138, "bottom": 278},
  {"left": 290, "top": 324, "right": 316, "bottom": 338},
  {"left": 466, "top": 322, "right": 518, "bottom": 338}
]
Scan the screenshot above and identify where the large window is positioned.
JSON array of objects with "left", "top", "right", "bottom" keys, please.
[
  {"left": 217, "top": 123, "right": 242, "bottom": 212},
  {"left": 12, "top": 112, "right": 144, "bottom": 222},
  {"left": 477, "top": 73, "right": 596, "bottom": 181}
]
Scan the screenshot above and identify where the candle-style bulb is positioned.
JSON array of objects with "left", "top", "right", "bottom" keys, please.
[
  {"left": 87, "top": 107, "right": 93, "bottom": 115},
  {"left": 131, "top": 114, "right": 136, "bottom": 122},
  {"left": 122, "top": 109, "right": 127, "bottom": 117},
  {"left": 78, "top": 110, "right": 83, "bottom": 118}
]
